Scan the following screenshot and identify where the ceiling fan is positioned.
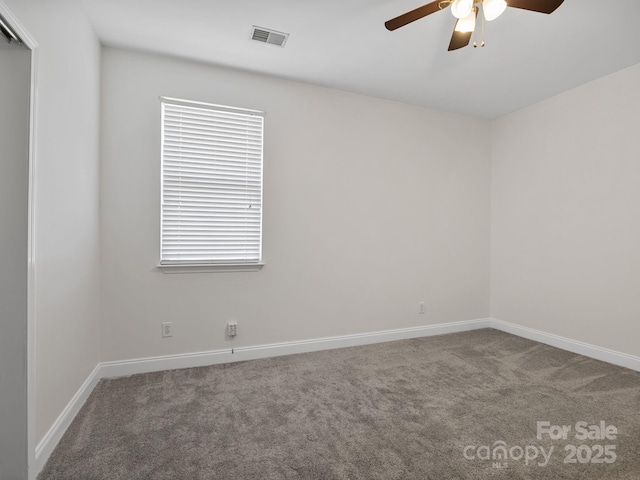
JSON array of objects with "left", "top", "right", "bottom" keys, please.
[{"left": 385, "top": 0, "right": 564, "bottom": 51}]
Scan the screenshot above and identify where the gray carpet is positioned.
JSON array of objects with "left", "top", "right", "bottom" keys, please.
[{"left": 38, "top": 329, "right": 640, "bottom": 479}]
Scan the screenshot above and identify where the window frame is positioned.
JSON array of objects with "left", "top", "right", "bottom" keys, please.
[{"left": 158, "top": 96, "right": 265, "bottom": 273}]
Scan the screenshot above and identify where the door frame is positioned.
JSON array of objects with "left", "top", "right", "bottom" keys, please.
[{"left": 0, "top": 2, "right": 38, "bottom": 479}]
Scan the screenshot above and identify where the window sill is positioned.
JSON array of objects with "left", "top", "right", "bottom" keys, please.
[{"left": 158, "top": 263, "right": 265, "bottom": 274}]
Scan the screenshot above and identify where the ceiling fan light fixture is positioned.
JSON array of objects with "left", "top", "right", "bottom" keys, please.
[
  {"left": 451, "top": 0, "right": 474, "bottom": 19},
  {"left": 482, "top": 0, "right": 507, "bottom": 21},
  {"left": 385, "top": 0, "right": 565, "bottom": 50},
  {"left": 454, "top": 8, "right": 477, "bottom": 32}
]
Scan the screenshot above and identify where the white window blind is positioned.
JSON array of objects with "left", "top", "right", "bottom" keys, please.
[{"left": 160, "top": 97, "right": 264, "bottom": 266}]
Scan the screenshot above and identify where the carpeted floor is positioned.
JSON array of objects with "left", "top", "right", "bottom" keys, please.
[{"left": 38, "top": 329, "right": 640, "bottom": 479}]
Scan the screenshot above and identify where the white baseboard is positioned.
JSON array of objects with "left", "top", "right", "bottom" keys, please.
[
  {"left": 490, "top": 318, "right": 640, "bottom": 372},
  {"left": 33, "top": 364, "right": 102, "bottom": 476},
  {"left": 101, "top": 318, "right": 492, "bottom": 378},
  {"left": 99, "top": 348, "right": 234, "bottom": 378}
]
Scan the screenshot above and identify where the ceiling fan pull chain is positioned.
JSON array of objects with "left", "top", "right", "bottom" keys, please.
[
  {"left": 473, "top": 6, "right": 478, "bottom": 47},
  {"left": 481, "top": 4, "right": 485, "bottom": 47}
]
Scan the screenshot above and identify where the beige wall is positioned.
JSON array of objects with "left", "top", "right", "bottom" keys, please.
[
  {"left": 4, "top": 0, "right": 638, "bottom": 466},
  {"left": 4, "top": 0, "right": 102, "bottom": 447},
  {"left": 491, "top": 63, "right": 640, "bottom": 356},
  {"left": 100, "top": 47, "right": 491, "bottom": 362}
]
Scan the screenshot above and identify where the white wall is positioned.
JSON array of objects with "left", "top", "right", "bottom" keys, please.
[
  {"left": 491, "top": 62, "right": 640, "bottom": 357},
  {"left": 0, "top": 1, "right": 637, "bottom": 474},
  {"left": 0, "top": 4, "right": 637, "bottom": 474},
  {"left": 3, "top": 0, "right": 102, "bottom": 451},
  {"left": 0, "top": 38, "right": 31, "bottom": 480},
  {"left": 100, "top": 47, "right": 491, "bottom": 362}
]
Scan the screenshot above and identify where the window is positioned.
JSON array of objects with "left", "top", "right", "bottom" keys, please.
[{"left": 160, "top": 97, "right": 264, "bottom": 269}]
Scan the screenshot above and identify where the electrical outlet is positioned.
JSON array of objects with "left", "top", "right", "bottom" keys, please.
[
  {"left": 418, "top": 302, "right": 425, "bottom": 314},
  {"left": 227, "top": 321, "right": 238, "bottom": 337},
  {"left": 162, "top": 322, "right": 173, "bottom": 338}
]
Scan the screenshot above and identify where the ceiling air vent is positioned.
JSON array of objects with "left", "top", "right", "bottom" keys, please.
[{"left": 251, "top": 26, "right": 289, "bottom": 48}]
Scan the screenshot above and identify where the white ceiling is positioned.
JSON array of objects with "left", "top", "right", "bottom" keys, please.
[{"left": 82, "top": 0, "right": 640, "bottom": 118}]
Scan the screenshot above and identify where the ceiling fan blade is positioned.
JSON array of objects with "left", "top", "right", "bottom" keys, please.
[
  {"left": 385, "top": 1, "right": 443, "bottom": 31},
  {"left": 506, "top": 0, "right": 564, "bottom": 14},
  {"left": 448, "top": 21, "right": 472, "bottom": 51}
]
